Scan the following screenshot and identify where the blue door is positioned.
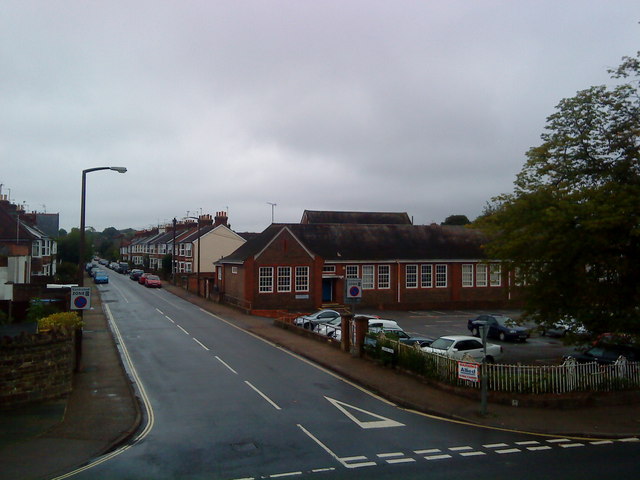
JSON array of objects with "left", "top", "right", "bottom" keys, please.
[{"left": 322, "top": 279, "right": 333, "bottom": 302}]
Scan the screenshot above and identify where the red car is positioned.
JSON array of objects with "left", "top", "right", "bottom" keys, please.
[
  {"left": 138, "top": 273, "right": 152, "bottom": 285},
  {"left": 144, "top": 275, "right": 162, "bottom": 288}
]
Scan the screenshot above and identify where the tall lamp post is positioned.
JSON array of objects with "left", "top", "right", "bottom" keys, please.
[
  {"left": 185, "top": 216, "right": 201, "bottom": 295},
  {"left": 78, "top": 167, "right": 127, "bottom": 286}
]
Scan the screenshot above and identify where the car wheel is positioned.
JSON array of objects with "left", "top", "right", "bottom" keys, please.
[
  {"left": 486, "top": 356, "right": 495, "bottom": 364},
  {"left": 473, "top": 328, "right": 480, "bottom": 337},
  {"left": 303, "top": 322, "right": 311, "bottom": 330},
  {"left": 499, "top": 332, "right": 506, "bottom": 341}
]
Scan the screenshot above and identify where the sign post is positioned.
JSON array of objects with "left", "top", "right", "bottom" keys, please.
[
  {"left": 70, "top": 287, "right": 91, "bottom": 311},
  {"left": 345, "top": 278, "right": 362, "bottom": 313}
]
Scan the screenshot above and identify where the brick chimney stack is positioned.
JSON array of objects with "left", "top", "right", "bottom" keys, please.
[{"left": 214, "top": 211, "right": 228, "bottom": 227}]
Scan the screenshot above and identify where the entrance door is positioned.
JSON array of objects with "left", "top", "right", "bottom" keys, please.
[{"left": 322, "top": 278, "right": 333, "bottom": 302}]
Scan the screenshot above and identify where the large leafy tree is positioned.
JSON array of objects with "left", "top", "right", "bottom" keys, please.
[{"left": 476, "top": 52, "right": 640, "bottom": 336}]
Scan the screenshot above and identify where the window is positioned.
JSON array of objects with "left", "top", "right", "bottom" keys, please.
[
  {"left": 378, "top": 265, "right": 390, "bottom": 289},
  {"left": 476, "top": 264, "right": 488, "bottom": 287},
  {"left": 421, "top": 264, "right": 432, "bottom": 288},
  {"left": 259, "top": 267, "right": 273, "bottom": 293},
  {"left": 32, "top": 241, "right": 41, "bottom": 257},
  {"left": 184, "top": 262, "right": 192, "bottom": 273},
  {"left": 185, "top": 244, "right": 193, "bottom": 258},
  {"left": 231, "top": 266, "right": 238, "bottom": 274},
  {"left": 362, "top": 265, "right": 374, "bottom": 289},
  {"left": 462, "top": 264, "right": 474, "bottom": 287},
  {"left": 436, "top": 264, "right": 447, "bottom": 287},
  {"left": 406, "top": 265, "right": 418, "bottom": 288},
  {"left": 277, "top": 267, "right": 291, "bottom": 292},
  {"left": 346, "top": 265, "right": 359, "bottom": 278},
  {"left": 490, "top": 264, "right": 502, "bottom": 287},
  {"left": 322, "top": 265, "right": 336, "bottom": 273},
  {"left": 295, "top": 266, "right": 309, "bottom": 292}
]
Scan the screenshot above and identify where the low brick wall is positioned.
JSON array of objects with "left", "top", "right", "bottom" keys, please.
[{"left": 0, "top": 330, "right": 75, "bottom": 409}]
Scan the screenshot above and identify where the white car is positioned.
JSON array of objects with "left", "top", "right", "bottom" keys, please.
[
  {"left": 332, "top": 318, "right": 398, "bottom": 341},
  {"left": 421, "top": 335, "right": 503, "bottom": 363},
  {"left": 293, "top": 309, "right": 341, "bottom": 329},
  {"left": 315, "top": 317, "right": 342, "bottom": 337}
]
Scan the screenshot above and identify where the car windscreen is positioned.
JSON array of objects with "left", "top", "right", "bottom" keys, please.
[{"left": 430, "top": 338, "right": 455, "bottom": 350}]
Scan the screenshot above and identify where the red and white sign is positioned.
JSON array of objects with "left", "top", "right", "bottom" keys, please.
[{"left": 457, "top": 361, "right": 480, "bottom": 383}]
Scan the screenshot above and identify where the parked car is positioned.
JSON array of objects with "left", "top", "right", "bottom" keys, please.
[
  {"left": 144, "top": 275, "right": 162, "bottom": 288},
  {"left": 540, "top": 318, "right": 588, "bottom": 337},
  {"left": 129, "top": 269, "right": 144, "bottom": 281},
  {"left": 294, "top": 309, "right": 341, "bottom": 329},
  {"left": 89, "top": 266, "right": 101, "bottom": 278},
  {"left": 366, "top": 325, "right": 433, "bottom": 348},
  {"left": 118, "top": 262, "right": 130, "bottom": 274},
  {"left": 138, "top": 273, "right": 152, "bottom": 285},
  {"left": 332, "top": 318, "right": 399, "bottom": 342},
  {"left": 468, "top": 314, "right": 529, "bottom": 342},
  {"left": 568, "top": 344, "right": 640, "bottom": 364},
  {"left": 315, "top": 317, "right": 343, "bottom": 337},
  {"left": 93, "top": 270, "right": 109, "bottom": 284},
  {"left": 422, "top": 335, "right": 503, "bottom": 363}
]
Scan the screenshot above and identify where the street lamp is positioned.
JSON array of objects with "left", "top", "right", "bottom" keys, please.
[
  {"left": 185, "top": 216, "right": 201, "bottom": 295},
  {"left": 78, "top": 167, "right": 127, "bottom": 286}
]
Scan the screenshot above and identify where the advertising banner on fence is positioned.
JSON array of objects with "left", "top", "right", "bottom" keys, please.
[{"left": 458, "top": 361, "right": 480, "bottom": 382}]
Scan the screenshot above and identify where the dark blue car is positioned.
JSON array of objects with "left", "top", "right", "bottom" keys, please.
[
  {"left": 467, "top": 314, "right": 529, "bottom": 342},
  {"left": 93, "top": 270, "right": 109, "bottom": 284}
]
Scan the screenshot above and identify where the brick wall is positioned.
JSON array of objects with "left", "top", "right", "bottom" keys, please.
[{"left": 0, "top": 331, "right": 74, "bottom": 409}]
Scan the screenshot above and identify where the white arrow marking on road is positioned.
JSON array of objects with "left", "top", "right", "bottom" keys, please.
[{"left": 324, "top": 396, "right": 405, "bottom": 429}]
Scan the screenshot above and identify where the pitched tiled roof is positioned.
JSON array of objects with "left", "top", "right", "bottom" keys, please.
[
  {"left": 220, "top": 223, "right": 486, "bottom": 263},
  {"left": 301, "top": 210, "right": 412, "bottom": 225}
]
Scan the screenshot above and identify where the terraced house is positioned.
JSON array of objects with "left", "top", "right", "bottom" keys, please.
[{"left": 216, "top": 211, "right": 519, "bottom": 314}]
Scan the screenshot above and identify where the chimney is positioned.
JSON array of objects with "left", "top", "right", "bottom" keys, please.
[{"left": 214, "top": 211, "right": 228, "bottom": 227}]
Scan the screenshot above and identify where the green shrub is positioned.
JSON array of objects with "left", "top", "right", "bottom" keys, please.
[{"left": 38, "top": 312, "right": 83, "bottom": 331}]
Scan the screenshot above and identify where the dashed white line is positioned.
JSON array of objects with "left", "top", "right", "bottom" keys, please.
[
  {"left": 590, "top": 440, "right": 614, "bottom": 445},
  {"left": 193, "top": 338, "right": 209, "bottom": 350},
  {"left": 311, "top": 468, "right": 336, "bottom": 473},
  {"left": 527, "top": 446, "right": 553, "bottom": 451},
  {"left": 176, "top": 324, "right": 189, "bottom": 335},
  {"left": 414, "top": 449, "right": 441, "bottom": 455},
  {"left": 425, "top": 454, "right": 452, "bottom": 461},
  {"left": 449, "top": 446, "right": 473, "bottom": 452},
  {"left": 495, "top": 448, "right": 521, "bottom": 454},
  {"left": 515, "top": 441, "right": 540, "bottom": 446},
  {"left": 377, "top": 452, "right": 404, "bottom": 458},
  {"left": 155, "top": 308, "right": 164, "bottom": 315},
  {"left": 165, "top": 316, "right": 175, "bottom": 323},
  {"left": 269, "top": 472, "right": 302, "bottom": 478},
  {"left": 460, "top": 451, "right": 486, "bottom": 457},
  {"left": 559, "top": 443, "right": 584, "bottom": 449},
  {"left": 484, "top": 443, "right": 509, "bottom": 448},
  {"left": 215, "top": 356, "right": 238, "bottom": 374},
  {"left": 619, "top": 437, "right": 640, "bottom": 443},
  {"left": 245, "top": 381, "right": 281, "bottom": 410},
  {"left": 386, "top": 458, "right": 416, "bottom": 464},
  {"left": 546, "top": 438, "right": 570, "bottom": 443}
]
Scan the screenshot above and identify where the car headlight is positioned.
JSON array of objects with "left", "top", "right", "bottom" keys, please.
[{"left": 509, "top": 330, "right": 516, "bottom": 334}]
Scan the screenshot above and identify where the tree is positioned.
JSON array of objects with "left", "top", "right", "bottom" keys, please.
[
  {"left": 475, "top": 52, "right": 640, "bottom": 336},
  {"left": 442, "top": 215, "right": 471, "bottom": 226}
]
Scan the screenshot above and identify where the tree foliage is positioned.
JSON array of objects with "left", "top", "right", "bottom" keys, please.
[
  {"left": 475, "top": 52, "right": 640, "bottom": 336},
  {"left": 442, "top": 214, "right": 471, "bottom": 225}
]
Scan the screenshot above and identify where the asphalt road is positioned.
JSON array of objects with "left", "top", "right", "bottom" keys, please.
[{"left": 62, "top": 272, "right": 639, "bottom": 479}]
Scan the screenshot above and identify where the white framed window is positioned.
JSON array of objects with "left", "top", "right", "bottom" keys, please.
[
  {"left": 295, "top": 266, "right": 309, "bottom": 292},
  {"left": 159, "top": 244, "right": 166, "bottom": 254},
  {"left": 436, "top": 264, "right": 447, "bottom": 288},
  {"left": 406, "top": 264, "right": 418, "bottom": 288},
  {"left": 259, "top": 267, "right": 273, "bottom": 293},
  {"left": 421, "top": 264, "right": 432, "bottom": 288},
  {"left": 185, "top": 262, "right": 192, "bottom": 273},
  {"left": 277, "top": 266, "right": 291, "bottom": 292},
  {"left": 32, "top": 241, "right": 41, "bottom": 257},
  {"left": 218, "top": 267, "right": 223, "bottom": 280},
  {"left": 378, "top": 265, "right": 390, "bottom": 289},
  {"left": 185, "top": 244, "right": 193, "bottom": 258},
  {"left": 231, "top": 266, "right": 238, "bottom": 274},
  {"left": 362, "top": 265, "right": 374, "bottom": 289},
  {"left": 476, "top": 264, "right": 488, "bottom": 287},
  {"left": 462, "top": 264, "right": 474, "bottom": 287},
  {"left": 490, "top": 264, "right": 502, "bottom": 287},
  {"left": 346, "top": 265, "right": 359, "bottom": 278},
  {"left": 322, "top": 265, "right": 336, "bottom": 273}
]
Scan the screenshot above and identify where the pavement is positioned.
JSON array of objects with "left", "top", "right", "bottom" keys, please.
[{"left": 1, "top": 282, "right": 639, "bottom": 480}]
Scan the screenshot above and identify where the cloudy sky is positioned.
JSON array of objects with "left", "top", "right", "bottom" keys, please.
[{"left": 1, "top": 1, "right": 638, "bottom": 234}]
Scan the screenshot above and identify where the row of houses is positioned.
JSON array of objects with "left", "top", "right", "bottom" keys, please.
[
  {"left": 0, "top": 196, "right": 59, "bottom": 310},
  {"left": 124, "top": 210, "right": 520, "bottom": 315}
]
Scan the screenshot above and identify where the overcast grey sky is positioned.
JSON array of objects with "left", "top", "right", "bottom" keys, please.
[{"left": 1, "top": 1, "right": 638, "bottom": 234}]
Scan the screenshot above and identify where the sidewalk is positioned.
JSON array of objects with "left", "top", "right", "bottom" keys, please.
[{"left": 1, "top": 284, "right": 639, "bottom": 480}]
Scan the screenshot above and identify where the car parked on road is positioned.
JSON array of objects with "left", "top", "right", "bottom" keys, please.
[
  {"left": 138, "top": 273, "right": 152, "bottom": 285},
  {"left": 468, "top": 314, "right": 529, "bottom": 342},
  {"left": 294, "top": 309, "right": 342, "bottom": 329},
  {"left": 93, "top": 270, "right": 109, "bottom": 284},
  {"left": 144, "top": 275, "right": 162, "bottom": 288},
  {"left": 89, "top": 266, "right": 101, "bottom": 278},
  {"left": 422, "top": 335, "right": 503, "bottom": 363},
  {"left": 129, "top": 269, "right": 144, "bottom": 281}
]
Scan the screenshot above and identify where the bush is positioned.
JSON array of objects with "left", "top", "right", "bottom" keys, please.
[{"left": 38, "top": 312, "right": 83, "bottom": 332}]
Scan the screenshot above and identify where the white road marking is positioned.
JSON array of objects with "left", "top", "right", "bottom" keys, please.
[
  {"left": 165, "top": 316, "right": 175, "bottom": 323},
  {"left": 460, "top": 451, "right": 486, "bottom": 457},
  {"left": 156, "top": 308, "right": 164, "bottom": 315},
  {"left": 311, "top": 468, "right": 336, "bottom": 473},
  {"left": 245, "top": 381, "right": 281, "bottom": 410},
  {"left": 546, "top": 438, "right": 570, "bottom": 443},
  {"left": 527, "top": 446, "right": 552, "bottom": 451},
  {"left": 619, "top": 437, "right": 640, "bottom": 442},
  {"left": 176, "top": 324, "right": 189, "bottom": 335},
  {"left": 425, "top": 454, "right": 452, "bottom": 460},
  {"left": 297, "top": 425, "right": 376, "bottom": 469},
  {"left": 590, "top": 440, "right": 613, "bottom": 445},
  {"left": 496, "top": 448, "right": 521, "bottom": 454},
  {"left": 377, "top": 452, "right": 404, "bottom": 458},
  {"left": 324, "top": 396, "right": 405, "bottom": 429},
  {"left": 414, "top": 449, "right": 441, "bottom": 454},
  {"left": 193, "top": 338, "right": 209, "bottom": 350},
  {"left": 559, "top": 443, "right": 584, "bottom": 449},
  {"left": 269, "top": 472, "right": 302, "bottom": 478},
  {"left": 449, "top": 446, "right": 473, "bottom": 451},
  {"left": 215, "top": 356, "right": 238, "bottom": 374},
  {"left": 515, "top": 441, "right": 540, "bottom": 446},
  {"left": 386, "top": 458, "right": 416, "bottom": 464},
  {"left": 484, "top": 443, "right": 509, "bottom": 448}
]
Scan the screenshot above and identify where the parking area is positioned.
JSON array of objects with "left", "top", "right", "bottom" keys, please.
[{"left": 355, "top": 309, "right": 581, "bottom": 365}]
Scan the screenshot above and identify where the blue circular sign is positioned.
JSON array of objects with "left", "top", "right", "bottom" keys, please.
[
  {"left": 74, "top": 296, "right": 88, "bottom": 309},
  {"left": 349, "top": 286, "right": 361, "bottom": 297}
]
